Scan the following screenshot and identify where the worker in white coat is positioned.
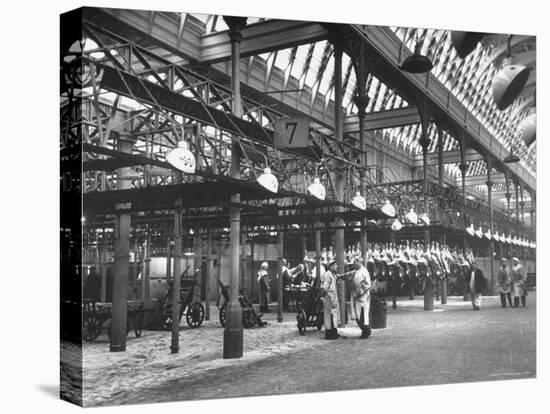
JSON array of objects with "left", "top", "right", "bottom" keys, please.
[
  {"left": 320, "top": 259, "right": 340, "bottom": 339},
  {"left": 349, "top": 257, "right": 372, "bottom": 339}
]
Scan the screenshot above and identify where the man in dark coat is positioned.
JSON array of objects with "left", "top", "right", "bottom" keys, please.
[{"left": 468, "top": 263, "right": 487, "bottom": 311}]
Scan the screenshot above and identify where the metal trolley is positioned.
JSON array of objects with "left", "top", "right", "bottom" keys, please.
[
  {"left": 151, "top": 267, "right": 205, "bottom": 330},
  {"left": 82, "top": 299, "right": 150, "bottom": 342},
  {"left": 216, "top": 279, "right": 267, "bottom": 328},
  {"left": 294, "top": 281, "right": 324, "bottom": 335}
]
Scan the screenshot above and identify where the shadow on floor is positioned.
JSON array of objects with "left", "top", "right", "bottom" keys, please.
[{"left": 36, "top": 384, "right": 59, "bottom": 399}]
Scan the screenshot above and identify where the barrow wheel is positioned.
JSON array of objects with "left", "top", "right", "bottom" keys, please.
[
  {"left": 297, "top": 310, "right": 307, "bottom": 335},
  {"left": 219, "top": 303, "right": 227, "bottom": 327},
  {"left": 186, "top": 302, "right": 205, "bottom": 328},
  {"left": 242, "top": 308, "right": 255, "bottom": 329},
  {"left": 316, "top": 311, "right": 324, "bottom": 331},
  {"left": 82, "top": 315, "right": 102, "bottom": 342}
]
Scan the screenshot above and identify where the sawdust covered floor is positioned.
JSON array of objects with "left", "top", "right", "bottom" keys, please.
[{"left": 81, "top": 295, "right": 536, "bottom": 407}]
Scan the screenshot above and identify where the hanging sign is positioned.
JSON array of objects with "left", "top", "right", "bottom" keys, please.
[{"left": 273, "top": 117, "right": 310, "bottom": 148}]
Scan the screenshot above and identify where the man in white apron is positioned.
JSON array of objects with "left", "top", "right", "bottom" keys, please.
[
  {"left": 320, "top": 259, "right": 340, "bottom": 339},
  {"left": 349, "top": 257, "right": 372, "bottom": 339},
  {"left": 498, "top": 258, "right": 513, "bottom": 307},
  {"left": 511, "top": 257, "right": 527, "bottom": 307}
]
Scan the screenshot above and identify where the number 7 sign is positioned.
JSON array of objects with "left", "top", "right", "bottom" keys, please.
[{"left": 273, "top": 117, "right": 310, "bottom": 148}]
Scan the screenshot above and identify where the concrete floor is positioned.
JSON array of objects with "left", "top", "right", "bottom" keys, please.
[{"left": 91, "top": 294, "right": 536, "bottom": 406}]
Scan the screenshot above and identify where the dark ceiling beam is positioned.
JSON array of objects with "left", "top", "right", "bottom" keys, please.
[
  {"left": 460, "top": 173, "right": 506, "bottom": 187},
  {"left": 344, "top": 106, "right": 420, "bottom": 133},
  {"left": 200, "top": 20, "right": 327, "bottom": 63},
  {"left": 412, "top": 148, "right": 482, "bottom": 167}
]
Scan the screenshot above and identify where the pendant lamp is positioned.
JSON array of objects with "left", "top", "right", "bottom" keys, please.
[
  {"left": 419, "top": 213, "right": 430, "bottom": 226},
  {"left": 401, "top": 35, "right": 433, "bottom": 74},
  {"left": 451, "top": 31, "right": 485, "bottom": 59},
  {"left": 166, "top": 141, "right": 196, "bottom": 174},
  {"left": 493, "top": 232, "right": 500, "bottom": 242},
  {"left": 466, "top": 223, "right": 475, "bottom": 236},
  {"left": 391, "top": 219, "right": 403, "bottom": 232},
  {"left": 381, "top": 199, "right": 396, "bottom": 217},
  {"left": 484, "top": 229, "right": 492, "bottom": 240},
  {"left": 503, "top": 146, "right": 520, "bottom": 164},
  {"left": 351, "top": 191, "right": 367, "bottom": 210},
  {"left": 492, "top": 35, "right": 531, "bottom": 110},
  {"left": 367, "top": 219, "right": 378, "bottom": 228},
  {"left": 519, "top": 112, "right": 536, "bottom": 147},
  {"left": 307, "top": 177, "right": 326, "bottom": 200},
  {"left": 257, "top": 166, "right": 278, "bottom": 193},
  {"left": 405, "top": 208, "right": 418, "bottom": 224}
]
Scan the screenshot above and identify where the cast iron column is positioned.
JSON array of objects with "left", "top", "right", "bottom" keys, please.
[
  {"left": 277, "top": 232, "right": 284, "bottom": 323},
  {"left": 354, "top": 46, "right": 369, "bottom": 267},
  {"left": 171, "top": 198, "right": 182, "bottom": 354},
  {"left": 223, "top": 16, "right": 246, "bottom": 359},
  {"left": 486, "top": 157, "right": 495, "bottom": 296},
  {"left": 333, "top": 43, "right": 346, "bottom": 326},
  {"left": 437, "top": 129, "right": 447, "bottom": 303},
  {"left": 142, "top": 227, "right": 151, "bottom": 304},
  {"left": 515, "top": 183, "right": 520, "bottom": 224},
  {"left": 205, "top": 230, "right": 212, "bottom": 321},
  {"left": 420, "top": 126, "right": 433, "bottom": 311},
  {"left": 109, "top": 137, "right": 132, "bottom": 352},
  {"left": 315, "top": 223, "right": 322, "bottom": 281}
]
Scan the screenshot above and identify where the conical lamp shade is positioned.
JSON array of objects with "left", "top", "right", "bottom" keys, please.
[
  {"left": 493, "top": 232, "right": 500, "bottom": 242},
  {"left": 118, "top": 167, "right": 141, "bottom": 180},
  {"left": 307, "top": 177, "right": 326, "bottom": 200},
  {"left": 257, "top": 167, "right": 278, "bottom": 193},
  {"left": 466, "top": 224, "right": 475, "bottom": 236},
  {"left": 405, "top": 208, "right": 418, "bottom": 224},
  {"left": 475, "top": 227, "right": 483, "bottom": 238},
  {"left": 391, "top": 219, "right": 403, "bottom": 231},
  {"left": 519, "top": 113, "right": 536, "bottom": 147},
  {"left": 166, "top": 141, "right": 196, "bottom": 173},
  {"left": 401, "top": 43, "right": 433, "bottom": 73},
  {"left": 484, "top": 230, "right": 492, "bottom": 240},
  {"left": 419, "top": 213, "right": 430, "bottom": 226},
  {"left": 351, "top": 191, "right": 366, "bottom": 210},
  {"left": 492, "top": 60, "right": 531, "bottom": 110},
  {"left": 381, "top": 199, "right": 396, "bottom": 217},
  {"left": 367, "top": 219, "right": 378, "bottom": 227},
  {"left": 451, "top": 31, "right": 485, "bottom": 59}
]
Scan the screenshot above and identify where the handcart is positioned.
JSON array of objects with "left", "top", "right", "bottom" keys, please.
[
  {"left": 151, "top": 266, "right": 205, "bottom": 330},
  {"left": 82, "top": 299, "right": 149, "bottom": 342},
  {"left": 216, "top": 279, "right": 267, "bottom": 328},
  {"left": 295, "top": 282, "right": 325, "bottom": 335}
]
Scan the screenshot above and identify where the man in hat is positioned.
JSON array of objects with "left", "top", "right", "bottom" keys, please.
[
  {"left": 498, "top": 258, "right": 513, "bottom": 308},
  {"left": 320, "top": 259, "right": 340, "bottom": 339},
  {"left": 511, "top": 257, "right": 527, "bottom": 307},
  {"left": 348, "top": 257, "right": 372, "bottom": 339},
  {"left": 257, "top": 262, "right": 271, "bottom": 313}
]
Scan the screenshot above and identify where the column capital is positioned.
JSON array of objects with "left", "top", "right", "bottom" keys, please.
[
  {"left": 353, "top": 94, "right": 370, "bottom": 114},
  {"left": 458, "top": 163, "right": 469, "bottom": 174},
  {"left": 419, "top": 137, "right": 431, "bottom": 151},
  {"left": 223, "top": 16, "right": 248, "bottom": 42}
]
